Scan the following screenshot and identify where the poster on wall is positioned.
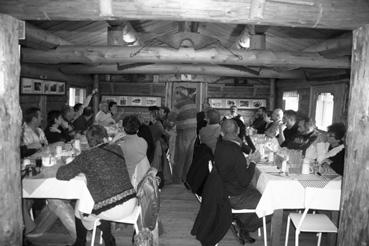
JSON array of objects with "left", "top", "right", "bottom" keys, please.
[
  {"left": 21, "top": 78, "right": 65, "bottom": 95},
  {"left": 101, "top": 95, "right": 161, "bottom": 107},
  {"left": 209, "top": 97, "right": 266, "bottom": 109}
]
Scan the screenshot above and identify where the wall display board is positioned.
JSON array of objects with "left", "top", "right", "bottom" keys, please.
[
  {"left": 209, "top": 98, "right": 266, "bottom": 109},
  {"left": 21, "top": 78, "right": 66, "bottom": 95},
  {"left": 101, "top": 95, "right": 162, "bottom": 107}
]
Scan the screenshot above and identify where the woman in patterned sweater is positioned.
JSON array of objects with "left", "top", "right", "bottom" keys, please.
[{"left": 57, "top": 125, "right": 137, "bottom": 246}]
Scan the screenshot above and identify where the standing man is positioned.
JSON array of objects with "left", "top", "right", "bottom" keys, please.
[{"left": 168, "top": 86, "right": 197, "bottom": 183}]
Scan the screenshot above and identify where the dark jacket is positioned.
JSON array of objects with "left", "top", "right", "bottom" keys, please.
[
  {"left": 186, "top": 143, "right": 213, "bottom": 196},
  {"left": 214, "top": 139, "right": 256, "bottom": 197},
  {"left": 329, "top": 147, "right": 345, "bottom": 176},
  {"left": 138, "top": 124, "right": 155, "bottom": 163},
  {"left": 191, "top": 168, "right": 232, "bottom": 246}
]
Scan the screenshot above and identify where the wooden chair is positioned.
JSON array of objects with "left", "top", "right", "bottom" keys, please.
[
  {"left": 284, "top": 187, "right": 341, "bottom": 246},
  {"left": 90, "top": 205, "right": 141, "bottom": 246},
  {"left": 195, "top": 161, "right": 268, "bottom": 246}
]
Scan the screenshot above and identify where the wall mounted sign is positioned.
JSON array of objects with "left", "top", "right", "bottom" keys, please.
[
  {"left": 21, "top": 78, "right": 66, "bottom": 95},
  {"left": 209, "top": 98, "right": 266, "bottom": 109},
  {"left": 102, "top": 95, "right": 162, "bottom": 107}
]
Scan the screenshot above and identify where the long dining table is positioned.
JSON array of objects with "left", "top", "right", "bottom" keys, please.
[{"left": 251, "top": 163, "right": 341, "bottom": 246}]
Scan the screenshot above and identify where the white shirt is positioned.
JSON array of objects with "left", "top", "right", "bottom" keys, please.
[
  {"left": 94, "top": 111, "right": 115, "bottom": 127},
  {"left": 22, "top": 123, "right": 48, "bottom": 147}
]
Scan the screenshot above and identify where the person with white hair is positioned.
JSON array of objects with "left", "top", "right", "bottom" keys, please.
[
  {"left": 95, "top": 101, "right": 115, "bottom": 126},
  {"left": 168, "top": 86, "right": 197, "bottom": 183},
  {"left": 265, "top": 108, "right": 284, "bottom": 138}
]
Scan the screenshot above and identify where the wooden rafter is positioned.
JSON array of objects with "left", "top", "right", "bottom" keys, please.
[
  {"left": 0, "top": 0, "right": 369, "bottom": 30},
  {"left": 22, "top": 46, "right": 351, "bottom": 69}
]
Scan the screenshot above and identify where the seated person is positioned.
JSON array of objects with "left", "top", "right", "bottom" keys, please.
[
  {"left": 137, "top": 118, "right": 155, "bottom": 164},
  {"left": 44, "top": 110, "right": 72, "bottom": 144},
  {"left": 265, "top": 108, "right": 284, "bottom": 138},
  {"left": 95, "top": 101, "right": 115, "bottom": 126},
  {"left": 278, "top": 110, "right": 299, "bottom": 147},
  {"left": 214, "top": 119, "right": 264, "bottom": 243},
  {"left": 109, "top": 101, "right": 123, "bottom": 124},
  {"left": 21, "top": 107, "right": 48, "bottom": 152},
  {"left": 284, "top": 116, "right": 320, "bottom": 154},
  {"left": 223, "top": 105, "right": 245, "bottom": 123},
  {"left": 251, "top": 107, "right": 268, "bottom": 134},
  {"left": 72, "top": 89, "right": 97, "bottom": 122},
  {"left": 56, "top": 125, "right": 137, "bottom": 246},
  {"left": 199, "top": 108, "right": 221, "bottom": 154},
  {"left": 117, "top": 115, "right": 150, "bottom": 189},
  {"left": 73, "top": 107, "right": 94, "bottom": 134},
  {"left": 319, "top": 123, "right": 346, "bottom": 176},
  {"left": 61, "top": 106, "right": 77, "bottom": 138}
]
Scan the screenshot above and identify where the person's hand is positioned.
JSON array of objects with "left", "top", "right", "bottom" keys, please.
[
  {"left": 279, "top": 123, "right": 287, "bottom": 132},
  {"left": 319, "top": 163, "right": 331, "bottom": 175},
  {"left": 249, "top": 150, "right": 261, "bottom": 163}
]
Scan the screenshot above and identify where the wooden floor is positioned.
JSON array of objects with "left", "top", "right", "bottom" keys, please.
[{"left": 29, "top": 184, "right": 330, "bottom": 246}]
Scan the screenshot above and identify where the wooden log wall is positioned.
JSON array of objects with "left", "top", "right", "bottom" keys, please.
[
  {"left": 20, "top": 64, "right": 93, "bottom": 125},
  {"left": 0, "top": 14, "right": 23, "bottom": 246},
  {"left": 98, "top": 81, "right": 166, "bottom": 122},
  {"left": 338, "top": 24, "right": 369, "bottom": 246},
  {"left": 276, "top": 79, "right": 349, "bottom": 123},
  {"left": 207, "top": 83, "right": 270, "bottom": 125}
]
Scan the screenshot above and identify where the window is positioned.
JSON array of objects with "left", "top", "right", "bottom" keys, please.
[
  {"left": 283, "top": 91, "right": 299, "bottom": 111},
  {"left": 69, "top": 87, "right": 86, "bottom": 107},
  {"left": 315, "top": 92, "right": 334, "bottom": 131}
]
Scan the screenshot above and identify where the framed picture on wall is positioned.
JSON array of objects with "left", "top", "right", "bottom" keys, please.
[
  {"left": 226, "top": 99, "right": 238, "bottom": 108},
  {"left": 21, "top": 78, "right": 65, "bottom": 95},
  {"left": 209, "top": 97, "right": 267, "bottom": 109},
  {"left": 238, "top": 99, "right": 251, "bottom": 109},
  {"left": 101, "top": 95, "right": 161, "bottom": 107}
]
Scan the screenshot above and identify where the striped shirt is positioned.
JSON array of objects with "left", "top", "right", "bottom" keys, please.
[{"left": 170, "top": 98, "right": 197, "bottom": 130}]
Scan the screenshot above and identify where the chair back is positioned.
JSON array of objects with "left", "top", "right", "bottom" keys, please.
[{"left": 132, "top": 156, "right": 151, "bottom": 190}]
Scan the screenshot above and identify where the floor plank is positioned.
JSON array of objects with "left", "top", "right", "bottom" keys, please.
[{"left": 28, "top": 184, "right": 331, "bottom": 246}]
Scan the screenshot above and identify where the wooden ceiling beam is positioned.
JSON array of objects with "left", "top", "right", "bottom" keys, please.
[
  {"left": 303, "top": 32, "right": 352, "bottom": 53},
  {"left": 22, "top": 46, "right": 351, "bottom": 69},
  {"left": 58, "top": 63, "right": 305, "bottom": 79},
  {"left": 22, "top": 23, "right": 72, "bottom": 49},
  {"left": 0, "top": 0, "right": 369, "bottom": 30}
]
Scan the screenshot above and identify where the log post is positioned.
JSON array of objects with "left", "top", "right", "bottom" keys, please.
[
  {"left": 269, "top": 78, "right": 276, "bottom": 110},
  {"left": 337, "top": 25, "right": 369, "bottom": 245},
  {"left": 93, "top": 75, "right": 99, "bottom": 115},
  {"left": 0, "top": 14, "right": 23, "bottom": 246}
]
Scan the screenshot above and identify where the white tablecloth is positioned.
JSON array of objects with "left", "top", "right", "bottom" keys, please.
[
  {"left": 22, "top": 175, "right": 94, "bottom": 214},
  {"left": 253, "top": 164, "right": 341, "bottom": 217}
]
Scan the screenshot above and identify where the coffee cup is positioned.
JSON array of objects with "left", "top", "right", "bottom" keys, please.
[
  {"left": 42, "top": 156, "right": 52, "bottom": 167},
  {"left": 301, "top": 161, "right": 314, "bottom": 174}
]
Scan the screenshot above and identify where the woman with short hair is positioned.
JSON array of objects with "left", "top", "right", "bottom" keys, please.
[{"left": 56, "top": 125, "right": 137, "bottom": 246}]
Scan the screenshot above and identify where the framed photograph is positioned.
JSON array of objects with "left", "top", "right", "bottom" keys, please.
[
  {"left": 251, "top": 99, "right": 267, "bottom": 108},
  {"left": 209, "top": 98, "right": 224, "bottom": 109},
  {"left": 145, "top": 97, "right": 161, "bottom": 107},
  {"left": 21, "top": 78, "right": 66, "bottom": 95},
  {"left": 101, "top": 95, "right": 161, "bottom": 107},
  {"left": 130, "top": 97, "right": 143, "bottom": 106},
  {"left": 238, "top": 99, "right": 251, "bottom": 109},
  {"left": 226, "top": 99, "right": 237, "bottom": 107},
  {"left": 209, "top": 97, "right": 267, "bottom": 109}
]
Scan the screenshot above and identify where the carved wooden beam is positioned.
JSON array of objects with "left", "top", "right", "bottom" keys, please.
[{"left": 22, "top": 46, "right": 351, "bottom": 69}]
